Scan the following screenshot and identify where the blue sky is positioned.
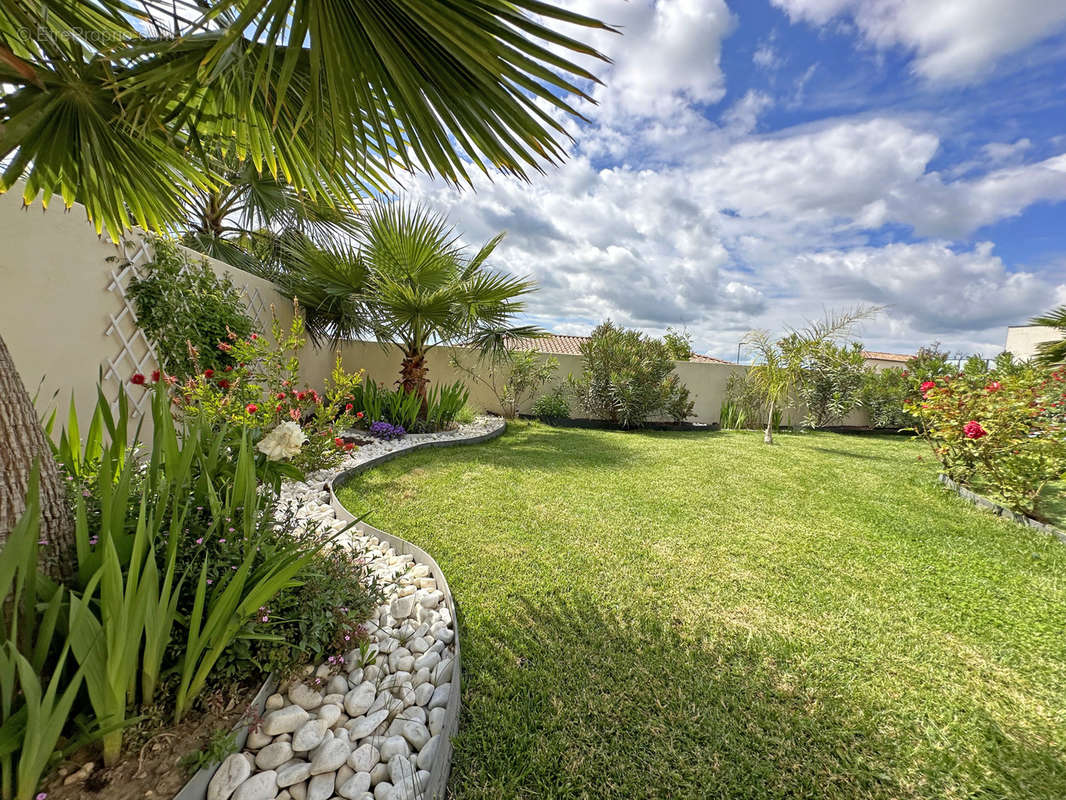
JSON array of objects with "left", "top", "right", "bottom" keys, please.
[{"left": 405, "top": 0, "right": 1066, "bottom": 361}]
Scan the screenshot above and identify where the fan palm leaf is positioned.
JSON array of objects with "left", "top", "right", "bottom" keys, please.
[
  {"left": 1, "top": 1, "right": 613, "bottom": 239},
  {"left": 1030, "top": 307, "right": 1066, "bottom": 366}
]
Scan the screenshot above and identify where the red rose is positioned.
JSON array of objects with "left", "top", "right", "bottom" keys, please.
[
  {"left": 204, "top": 369, "right": 214, "bottom": 378},
  {"left": 334, "top": 437, "right": 345, "bottom": 447},
  {"left": 344, "top": 443, "right": 355, "bottom": 451},
  {"left": 151, "top": 370, "right": 161, "bottom": 383},
  {"left": 130, "top": 373, "right": 146, "bottom": 385},
  {"left": 275, "top": 403, "right": 282, "bottom": 413},
  {"left": 250, "top": 333, "right": 258, "bottom": 340},
  {"left": 985, "top": 381, "right": 1001, "bottom": 392},
  {"left": 356, "top": 411, "right": 364, "bottom": 419},
  {"left": 276, "top": 392, "right": 286, "bottom": 400},
  {"left": 224, "top": 365, "right": 233, "bottom": 372},
  {"left": 296, "top": 391, "right": 307, "bottom": 401},
  {"left": 963, "top": 420, "right": 987, "bottom": 439},
  {"left": 920, "top": 380, "right": 936, "bottom": 396},
  {"left": 246, "top": 404, "right": 258, "bottom": 414},
  {"left": 345, "top": 403, "right": 354, "bottom": 412},
  {"left": 218, "top": 379, "right": 231, "bottom": 390}
]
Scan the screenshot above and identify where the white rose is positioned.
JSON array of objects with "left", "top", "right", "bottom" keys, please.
[{"left": 256, "top": 420, "right": 307, "bottom": 461}]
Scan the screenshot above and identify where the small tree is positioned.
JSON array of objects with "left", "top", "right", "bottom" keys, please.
[
  {"left": 743, "top": 307, "right": 878, "bottom": 444},
  {"left": 569, "top": 321, "right": 694, "bottom": 428},
  {"left": 451, "top": 349, "right": 558, "bottom": 419}
]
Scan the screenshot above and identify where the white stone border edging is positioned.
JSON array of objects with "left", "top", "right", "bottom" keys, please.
[
  {"left": 175, "top": 417, "right": 505, "bottom": 800},
  {"left": 939, "top": 474, "right": 1066, "bottom": 544},
  {"left": 325, "top": 417, "right": 506, "bottom": 800}
]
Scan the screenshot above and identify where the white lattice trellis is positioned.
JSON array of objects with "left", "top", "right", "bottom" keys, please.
[{"left": 104, "top": 238, "right": 274, "bottom": 424}]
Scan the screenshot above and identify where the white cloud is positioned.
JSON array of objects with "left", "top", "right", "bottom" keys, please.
[
  {"left": 772, "top": 0, "right": 1066, "bottom": 83},
  {"left": 562, "top": 0, "right": 737, "bottom": 120},
  {"left": 789, "top": 242, "right": 1066, "bottom": 335},
  {"left": 895, "top": 154, "right": 1066, "bottom": 237}
]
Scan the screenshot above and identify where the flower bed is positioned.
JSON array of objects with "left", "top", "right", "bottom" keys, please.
[{"left": 184, "top": 417, "right": 505, "bottom": 800}]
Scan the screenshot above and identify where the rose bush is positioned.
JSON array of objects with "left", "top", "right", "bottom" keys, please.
[
  {"left": 905, "top": 365, "right": 1066, "bottom": 517},
  {"left": 171, "top": 305, "right": 365, "bottom": 474}
]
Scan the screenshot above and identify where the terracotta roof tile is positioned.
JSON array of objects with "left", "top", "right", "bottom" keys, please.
[
  {"left": 861, "top": 350, "right": 912, "bottom": 362},
  {"left": 510, "top": 333, "right": 731, "bottom": 364}
]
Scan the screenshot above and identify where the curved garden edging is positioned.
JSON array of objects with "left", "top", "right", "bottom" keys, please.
[
  {"left": 939, "top": 474, "right": 1066, "bottom": 544},
  {"left": 326, "top": 417, "right": 506, "bottom": 800},
  {"left": 175, "top": 417, "right": 505, "bottom": 800}
]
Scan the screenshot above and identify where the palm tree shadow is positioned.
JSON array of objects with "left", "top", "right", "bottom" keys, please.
[{"left": 450, "top": 592, "right": 1066, "bottom": 800}]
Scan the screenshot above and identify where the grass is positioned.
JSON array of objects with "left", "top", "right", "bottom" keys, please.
[{"left": 337, "top": 424, "right": 1066, "bottom": 800}]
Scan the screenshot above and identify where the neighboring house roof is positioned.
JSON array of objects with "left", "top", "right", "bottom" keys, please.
[
  {"left": 509, "top": 333, "right": 731, "bottom": 364},
  {"left": 861, "top": 350, "right": 912, "bottom": 363}
]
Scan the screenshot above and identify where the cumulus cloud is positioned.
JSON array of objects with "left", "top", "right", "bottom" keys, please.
[
  {"left": 568, "top": 0, "right": 737, "bottom": 119},
  {"left": 789, "top": 242, "right": 1066, "bottom": 335},
  {"left": 386, "top": 3, "right": 1066, "bottom": 358},
  {"left": 772, "top": 0, "right": 1066, "bottom": 83}
]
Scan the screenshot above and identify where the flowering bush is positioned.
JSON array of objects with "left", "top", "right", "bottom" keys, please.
[
  {"left": 170, "top": 305, "right": 365, "bottom": 473},
  {"left": 905, "top": 365, "right": 1066, "bottom": 517}
]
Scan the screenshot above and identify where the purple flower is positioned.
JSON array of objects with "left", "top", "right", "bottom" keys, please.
[{"left": 195, "top": 537, "right": 204, "bottom": 545}]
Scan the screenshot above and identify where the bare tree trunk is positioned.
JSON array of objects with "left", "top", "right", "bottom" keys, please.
[
  {"left": 764, "top": 399, "right": 775, "bottom": 445},
  {"left": 0, "top": 332, "right": 74, "bottom": 580}
]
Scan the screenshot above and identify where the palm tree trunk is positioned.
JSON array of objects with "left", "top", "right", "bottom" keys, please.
[
  {"left": 0, "top": 332, "right": 74, "bottom": 580},
  {"left": 764, "top": 399, "right": 775, "bottom": 445},
  {"left": 399, "top": 349, "right": 430, "bottom": 417}
]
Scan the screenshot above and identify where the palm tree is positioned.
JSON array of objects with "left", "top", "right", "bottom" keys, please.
[
  {"left": 0, "top": 1, "right": 611, "bottom": 569},
  {"left": 743, "top": 307, "right": 879, "bottom": 444},
  {"left": 1030, "top": 307, "right": 1066, "bottom": 366},
  {"left": 275, "top": 202, "right": 541, "bottom": 407}
]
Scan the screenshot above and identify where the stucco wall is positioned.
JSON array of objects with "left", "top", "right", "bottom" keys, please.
[
  {"left": 1, "top": 188, "right": 880, "bottom": 433},
  {"left": 0, "top": 189, "right": 301, "bottom": 440},
  {"left": 1005, "top": 325, "right": 1062, "bottom": 360}
]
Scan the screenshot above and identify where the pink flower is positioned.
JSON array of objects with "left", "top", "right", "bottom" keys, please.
[
  {"left": 963, "top": 420, "right": 987, "bottom": 439},
  {"left": 218, "top": 342, "right": 232, "bottom": 352},
  {"left": 289, "top": 408, "right": 300, "bottom": 421}
]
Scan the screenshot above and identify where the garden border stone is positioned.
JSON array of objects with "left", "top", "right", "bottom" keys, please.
[
  {"left": 939, "top": 474, "right": 1066, "bottom": 544},
  {"left": 326, "top": 417, "right": 506, "bottom": 800},
  {"left": 174, "top": 417, "right": 505, "bottom": 800},
  {"left": 173, "top": 676, "right": 278, "bottom": 800}
]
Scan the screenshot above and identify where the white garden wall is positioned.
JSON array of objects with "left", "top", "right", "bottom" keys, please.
[{"left": 0, "top": 189, "right": 873, "bottom": 432}]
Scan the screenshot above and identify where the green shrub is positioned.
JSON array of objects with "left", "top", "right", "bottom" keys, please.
[
  {"left": 454, "top": 403, "right": 478, "bottom": 426},
  {"left": 861, "top": 368, "right": 915, "bottom": 430},
  {"left": 569, "top": 321, "right": 695, "bottom": 428},
  {"left": 425, "top": 380, "right": 470, "bottom": 430},
  {"left": 663, "top": 326, "right": 694, "bottom": 360},
  {"left": 531, "top": 385, "right": 571, "bottom": 421},
  {"left": 790, "top": 340, "right": 868, "bottom": 428},
  {"left": 128, "top": 238, "right": 254, "bottom": 379}
]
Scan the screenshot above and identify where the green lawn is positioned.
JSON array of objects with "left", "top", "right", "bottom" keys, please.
[{"left": 337, "top": 425, "right": 1066, "bottom": 800}]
